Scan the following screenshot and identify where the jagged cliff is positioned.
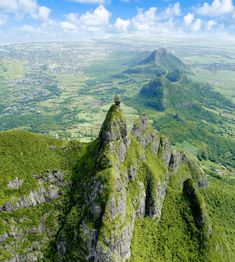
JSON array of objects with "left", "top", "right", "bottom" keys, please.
[
  {"left": 1, "top": 101, "right": 228, "bottom": 262},
  {"left": 50, "top": 102, "right": 210, "bottom": 261}
]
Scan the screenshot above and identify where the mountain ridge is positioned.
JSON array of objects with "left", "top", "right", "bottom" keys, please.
[
  {"left": 0, "top": 100, "right": 234, "bottom": 261},
  {"left": 52, "top": 101, "right": 210, "bottom": 261},
  {"left": 123, "top": 49, "right": 235, "bottom": 169},
  {"left": 0, "top": 100, "right": 213, "bottom": 261}
]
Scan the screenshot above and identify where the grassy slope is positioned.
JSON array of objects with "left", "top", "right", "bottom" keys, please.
[
  {"left": 131, "top": 165, "right": 235, "bottom": 262},
  {"left": 49, "top": 106, "right": 217, "bottom": 261},
  {"left": 155, "top": 80, "right": 235, "bottom": 169},
  {"left": 131, "top": 163, "right": 202, "bottom": 262},
  {"left": 0, "top": 130, "right": 87, "bottom": 260},
  {"left": 125, "top": 77, "right": 235, "bottom": 170},
  {"left": 203, "top": 177, "right": 235, "bottom": 261},
  {"left": 0, "top": 122, "right": 234, "bottom": 261},
  {"left": 0, "top": 130, "right": 65, "bottom": 204}
]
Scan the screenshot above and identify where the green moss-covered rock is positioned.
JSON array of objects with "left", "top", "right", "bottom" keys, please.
[{"left": 2, "top": 102, "right": 230, "bottom": 262}]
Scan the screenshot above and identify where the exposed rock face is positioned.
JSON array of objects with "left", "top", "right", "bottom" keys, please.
[
  {"left": 0, "top": 171, "right": 64, "bottom": 213},
  {"left": 98, "top": 104, "right": 128, "bottom": 165},
  {"left": 132, "top": 115, "right": 158, "bottom": 147},
  {"left": 8, "top": 177, "right": 23, "bottom": 189},
  {"left": 55, "top": 103, "right": 208, "bottom": 262},
  {"left": 0, "top": 170, "right": 67, "bottom": 262},
  {"left": 0, "top": 102, "right": 210, "bottom": 262}
]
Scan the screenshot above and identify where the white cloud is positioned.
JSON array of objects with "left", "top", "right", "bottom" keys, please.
[
  {"left": 161, "top": 2, "right": 181, "bottom": 19},
  {"left": 79, "top": 5, "right": 110, "bottom": 27},
  {"left": 32, "top": 6, "right": 51, "bottom": 20},
  {"left": 60, "top": 5, "right": 180, "bottom": 36},
  {"left": 198, "top": 0, "right": 234, "bottom": 16},
  {"left": 18, "top": 0, "right": 37, "bottom": 13},
  {"left": 37, "top": 6, "right": 51, "bottom": 20},
  {"left": 0, "top": 1, "right": 231, "bottom": 41},
  {"left": 114, "top": 18, "right": 130, "bottom": 32},
  {"left": 0, "top": 0, "right": 51, "bottom": 21},
  {"left": 61, "top": 21, "right": 77, "bottom": 31},
  {"left": 131, "top": 8, "right": 157, "bottom": 32},
  {"left": 125, "top": 4, "right": 182, "bottom": 34},
  {"left": 0, "top": 0, "right": 18, "bottom": 12},
  {"left": 66, "top": 13, "right": 78, "bottom": 24},
  {"left": 0, "top": 14, "right": 7, "bottom": 26},
  {"left": 192, "top": 18, "right": 202, "bottom": 32},
  {"left": 184, "top": 13, "right": 194, "bottom": 26},
  {"left": 207, "top": 19, "right": 217, "bottom": 30},
  {"left": 20, "top": 24, "right": 36, "bottom": 32},
  {"left": 68, "top": 0, "right": 105, "bottom": 3},
  {"left": 19, "top": 19, "right": 63, "bottom": 38},
  {"left": 60, "top": 5, "right": 111, "bottom": 33}
]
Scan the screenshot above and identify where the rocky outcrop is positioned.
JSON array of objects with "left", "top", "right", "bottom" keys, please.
[
  {"left": 0, "top": 170, "right": 67, "bottom": 262},
  {"left": 8, "top": 177, "right": 23, "bottom": 189},
  {"left": 0, "top": 171, "right": 64, "bottom": 213},
  {"left": 0, "top": 101, "right": 210, "bottom": 262},
  {"left": 55, "top": 103, "right": 208, "bottom": 262},
  {"left": 98, "top": 104, "right": 128, "bottom": 166}
]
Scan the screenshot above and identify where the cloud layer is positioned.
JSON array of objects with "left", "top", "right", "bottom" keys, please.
[
  {"left": 0, "top": 0, "right": 51, "bottom": 22},
  {"left": 198, "top": 0, "right": 234, "bottom": 16},
  {"left": 0, "top": 0, "right": 234, "bottom": 41}
]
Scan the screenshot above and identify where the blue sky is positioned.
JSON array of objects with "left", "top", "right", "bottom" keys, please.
[{"left": 0, "top": 0, "right": 234, "bottom": 42}]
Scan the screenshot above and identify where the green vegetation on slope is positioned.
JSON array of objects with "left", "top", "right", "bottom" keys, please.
[
  {"left": 0, "top": 59, "right": 26, "bottom": 80},
  {"left": 0, "top": 130, "right": 65, "bottom": 204},
  {"left": 0, "top": 43, "right": 234, "bottom": 261},
  {"left": 203, "top": 177, "right": 235, "bottom": 261},
  {"left": 0, "top": 130, "right": 87, "bottom": 260},
  {"left": 131, "top": 163, "right": 207, "bottom": 262},
  {"left": 138, "top": 48, "right": 186, "bottom": 73},
  {"left": 127, "top": 76, "right": 235, "bottom": 169},
  {"left": 0, "top": 103, "right": 235, "bottom": 261}
]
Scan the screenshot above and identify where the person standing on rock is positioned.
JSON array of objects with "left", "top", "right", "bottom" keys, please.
[{"left": 114, "top": 95, "right": 121, "bottom": 108}]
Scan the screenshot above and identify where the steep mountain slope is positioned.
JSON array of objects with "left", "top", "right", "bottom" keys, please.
[
  {"left": 120, "top": 48, "right": 186, "bottom": 78},
  {"left": 0, "top": 131, "right": 86, "bottom": 261},
  {"left": 50, "top": 103, "right": 212, "bottom": 262},
  {"left": 139, "top": 79, "right": 235, "bottom": 168},
  {"left": 138, "top": 48, "right": 186, "bottom": 72},
  {"left": 139, "top": 78, "right": 165, "bottom": 111},
  {"left": 1, "top": 101, "right": 234, "bottom": 261}
]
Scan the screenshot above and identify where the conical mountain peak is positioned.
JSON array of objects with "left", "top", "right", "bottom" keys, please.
[
  {"left": 138, "top": 47, "right": 186, "bottom": 72},
  {"left": 99, "top": 98, "right": 127, "bottom": 146}
]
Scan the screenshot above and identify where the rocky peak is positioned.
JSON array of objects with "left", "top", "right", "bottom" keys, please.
[
  {"left": 152, "top": 48, "right": 167, "bottom": 61},
  {"left": 139, "top": 48, "right": 167, "bottom": 65},
  {"left": 138, "top": 47, "right": 186, "bottom": 72},
  {"left": 31, "top": 100, "right": 209, "bottom": 262},
  {"left": 99, "top": 103, "right": 127, "bottom": 147},
  {"left": 97, "top": 100, "right": 128, "bottom": 168}
]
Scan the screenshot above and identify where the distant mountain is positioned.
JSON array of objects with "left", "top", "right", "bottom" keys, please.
[
  {"left": 123, "top": 65, "right": 165, "bottom": 77},
  {"left": 135, "top": 72, "right": 235, "bottom": 168},
  {"left": 119, "top": 49, "right": 235, "bottom": 170},
  {"left": 138, "top": 48, "right": 186, "bottom": 72},
  {"left": 121, "top": 48, "right": 186, "bottom": 78}
]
